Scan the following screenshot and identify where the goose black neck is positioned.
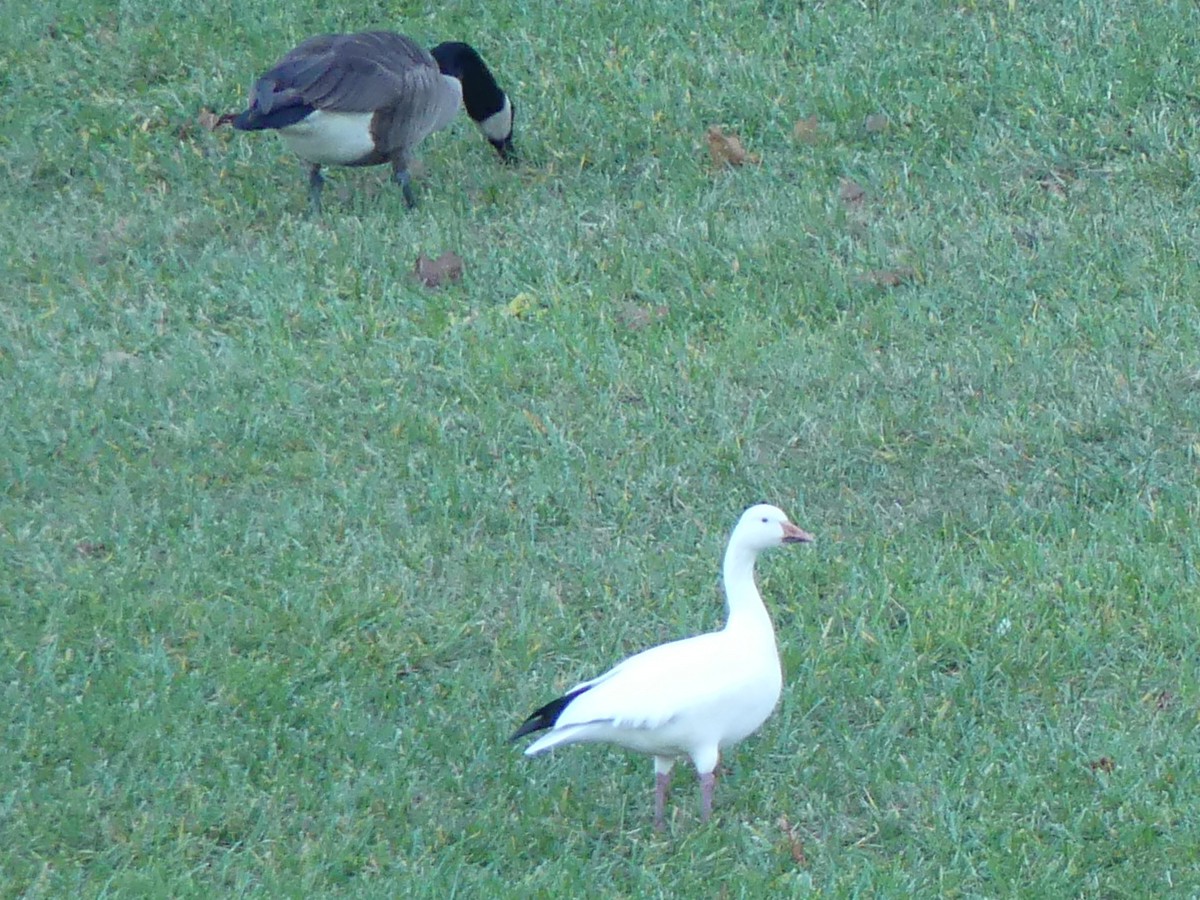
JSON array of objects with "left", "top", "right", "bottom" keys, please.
[{"left": 431, "top": 41, "right": 507, "bottom": 125}]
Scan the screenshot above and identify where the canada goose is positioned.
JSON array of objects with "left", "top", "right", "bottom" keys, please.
[
  {"left": 230, "top": 32, "right": 515, "bottom": 212},
  {"left": 512, "top": 505, "right": 813, "bottom": 829}
]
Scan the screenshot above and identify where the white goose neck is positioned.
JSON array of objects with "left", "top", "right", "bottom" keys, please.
[{"left": 721, "top": 542, "right": 770, "bottom": 630}]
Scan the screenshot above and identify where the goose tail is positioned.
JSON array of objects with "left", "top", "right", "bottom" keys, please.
[
  {"left": 511, "top": 684, "right": 592, "bottom": 742},
  {"left": 229, "top": 103, "right": 313, "bottom": 132}
]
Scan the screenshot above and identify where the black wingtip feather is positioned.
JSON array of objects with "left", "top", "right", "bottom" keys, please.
[
  {"left": 231, "top": 103, "right": 315, "bottom": 132},
  {"left": 510, "top": 684, "right": 592, "bottom": 742}
]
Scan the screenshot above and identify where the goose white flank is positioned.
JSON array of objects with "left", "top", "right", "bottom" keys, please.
[
  {"left": 512, "top": 504, "right": 813, "bottom": 830},
  {"left": 227, "top": 31, "right": 515, "bottom": 212}
]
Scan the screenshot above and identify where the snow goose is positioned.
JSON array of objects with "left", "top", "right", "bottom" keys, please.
[
  {"left": 228, "top": 32, "right": 515, "bottom": 212},
  {"left": 512, "top": 504, "right": 813, "bottom": 829}
]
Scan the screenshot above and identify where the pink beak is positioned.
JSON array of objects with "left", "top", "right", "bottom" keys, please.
[{"left": 781, "top": 522, "right": 814, "bottom": 544}]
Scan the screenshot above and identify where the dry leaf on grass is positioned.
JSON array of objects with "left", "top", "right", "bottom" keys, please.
[
  {"left": 412, "top": 251, "right": 464, "bottom": 288},
  {"left": 1012, "top": 227, "right": 1039, "bottom": 249},
  {"left": 616, "top": 301, "right": 668, "bottom": 330},
  {"left": 793, "top": 115, "right": 821, "bottom": 144},
  {"left": 506, "top": 293, "right": 537, "bottom": 317},
  {"left": 865, "top": 113, "right": 890, "bottom": 134},
  {"left": 706, "top": 126, "right": 759, "bottom": 168},
  {"left": 839, "top": 178, "right": 867, "bottom": 206},
  {"left": 187, "top": 109, "right": 238, "bottom": 140},
  {"left": 858, "top": 267, "right": 916, "bottom": 288},
  {"left": 101, "top": 350, "right": 139, "bottom": 370},
  {"left": 1089, "top": 756, "right": 1115, "bottom": 773},
  {"left": 198, "top": 108, "right": 222, "bottom": 131},
  {"left": 522, "top": 409, "right": 547, "bottom": 435},
  {"left": 1039, "top": 177, "right": 1067, "bottom": 198},
  {"left": 777, "top": 815, "right": 808, "bottom": 866},
  {"left": 1033, "top": 166, "right": 1076, "bottom": 198}
]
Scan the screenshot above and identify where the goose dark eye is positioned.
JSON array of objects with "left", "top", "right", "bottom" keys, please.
[{"left": 761, "top": 517, "right": 769, "bottom": 524}]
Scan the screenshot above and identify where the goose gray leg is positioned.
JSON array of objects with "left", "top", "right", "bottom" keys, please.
[
  {"left": 393, "top": 168, "right": 416, "bottom": 208},
  {"left": 391, "top": 154, "right": 420, "bottom": 211},
  {"left": 307, "top": 164, "right": 324, "bottom": 215}
]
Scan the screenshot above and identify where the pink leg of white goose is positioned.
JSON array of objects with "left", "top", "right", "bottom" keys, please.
[
  {"left": 653, "top": 757, "right": 674, "bottom": 830},
  {"left": 699, "top": 772, "right": 716, "bottom": 822}
]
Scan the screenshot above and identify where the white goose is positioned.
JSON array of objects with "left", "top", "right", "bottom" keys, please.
[{"left": 512, "top": 504, "right": 813, "bottom": 829}]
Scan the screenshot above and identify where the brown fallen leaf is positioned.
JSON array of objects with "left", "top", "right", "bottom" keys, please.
[
  {"left": 1033, "top": 166, "right": 1076, "bottom": 197},
  {"left": 1089, "top": 756, "right": 1115, "bottom": 773},
  {"left": 865, "top": 113, "right": 890, "bottom": 134},
  {"left": 522, "top": 409, "right": 547, "bottom": 435},
  {"left": 839, "top": 178, "right": 866, "bottom": 206},
  {"left": 412, "top": 251, "right": 464, "bottom": 288},
  {"left": 793, "top": 115, "right": 821, "bottom": 144},
  {"left": 616, "top": 301, "right": 668, "bottom": 330},
  {"left": 198, "top": 108, "right": 222, "bottom": 131},
  {"left": 185, "top": 110, "right": 238, "bottom": 141},
  {"left": 101, "top": 350, "right": 139, "bottom": 368},
  {"left": 1012, "top": 227, "right": 1039, "bottom": 249},
  {"left": 859, "top": 267, "right": 916, "bottom": 288},
  {"left": 1039, "top": 177, "right": 1066, "bottom": 198},
  {"left": 706, "top": 125, "right": 759, "bottom": 168},
  {"left": 777, "top": 815, "right": 808, "bottom": 866}
]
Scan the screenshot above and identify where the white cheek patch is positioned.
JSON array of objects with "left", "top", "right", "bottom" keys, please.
[
  {"left": 279, "top": 110, "right": 376, "bottom": 165},
  {"left": 478, "top": 96, "right": 512, "bottom": 142}
]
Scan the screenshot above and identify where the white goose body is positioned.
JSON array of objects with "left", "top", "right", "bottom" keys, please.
[
  {"left": 514, "top": 504, "right": 812, "bottom": 828},
  {"left": 523, "top": 613, "right": 783, "bottom": 768}
]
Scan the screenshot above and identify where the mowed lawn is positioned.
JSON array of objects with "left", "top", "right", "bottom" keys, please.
[{"left": 4, "top": 0, "right": 1200, "bottom": 894}]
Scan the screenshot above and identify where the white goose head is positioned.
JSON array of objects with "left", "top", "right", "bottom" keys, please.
[{"left": 730, "top": 503, "right": 814, "bottom": 553}]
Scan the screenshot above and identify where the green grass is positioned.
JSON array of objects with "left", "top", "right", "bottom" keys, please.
[{"left": 4, "top": 0, "right": 1200, "bottom": 894}]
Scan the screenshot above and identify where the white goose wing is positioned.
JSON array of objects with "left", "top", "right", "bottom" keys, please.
[
  {"left": 561, "top": 633, "right": 735, "bottom": 728},
  {"left": 524, "top": 629, "right": 778, "bottom": 757}
]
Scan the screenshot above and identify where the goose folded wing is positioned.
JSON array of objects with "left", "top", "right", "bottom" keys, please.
[
  {"left": 554, "top": 633, "right": 763, "bottom": 732},
  {"left": 260, "top": 34, "right": 435, "bottom": 115}
]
